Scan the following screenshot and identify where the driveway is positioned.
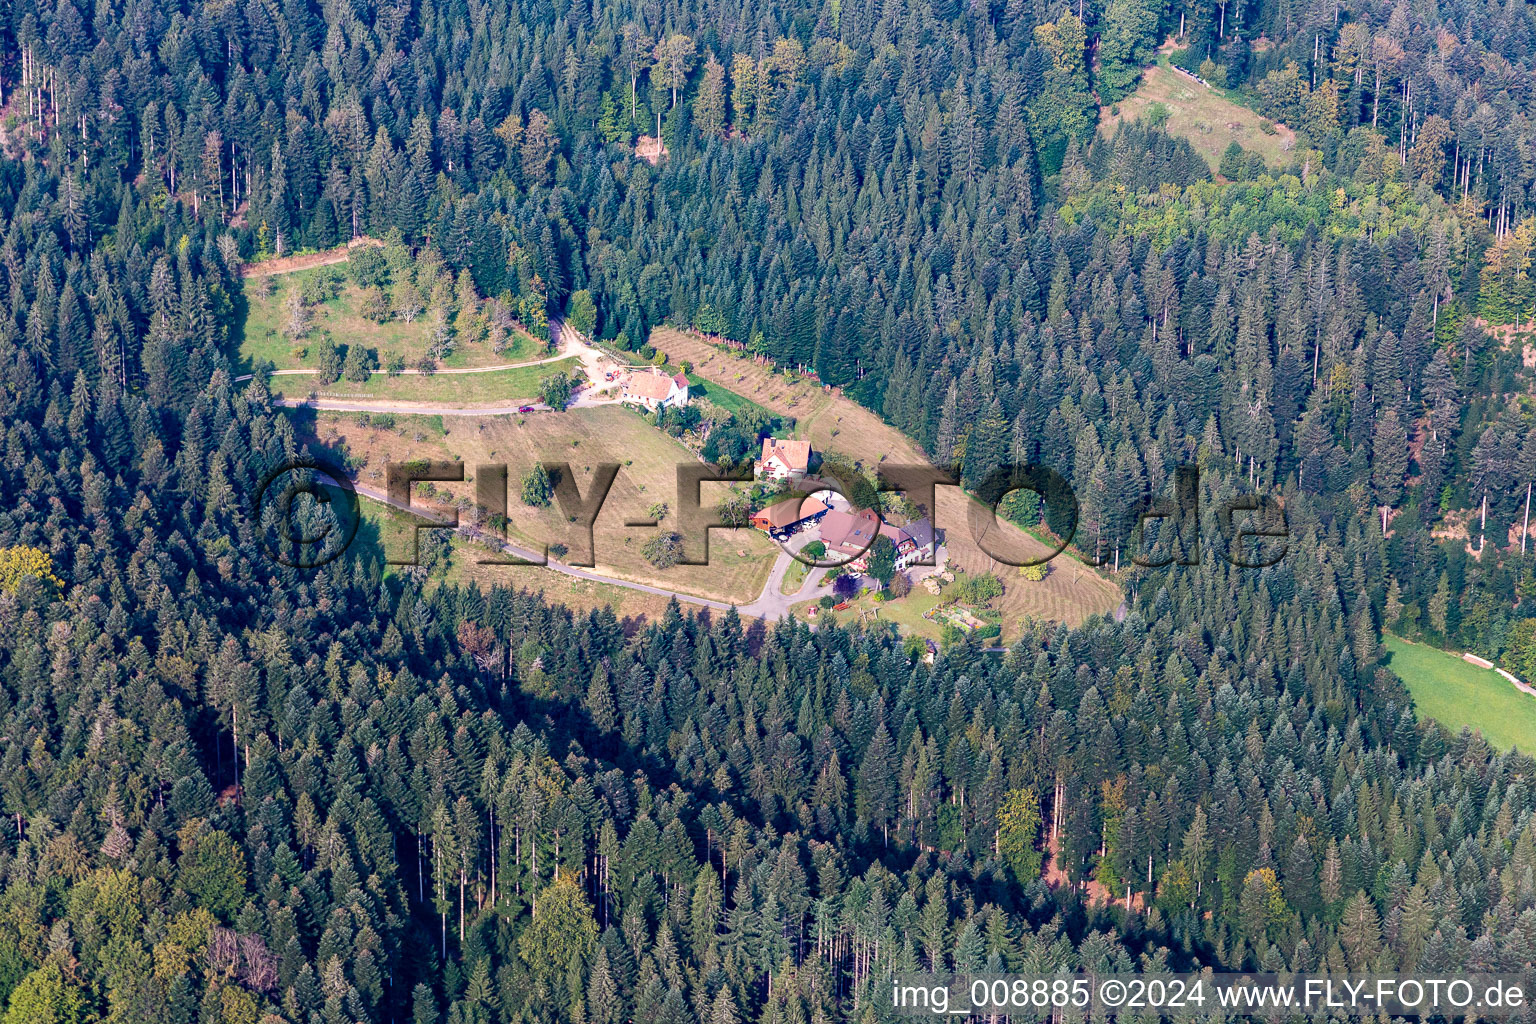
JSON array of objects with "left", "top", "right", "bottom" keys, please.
[{"left": 738, "top": 547, "right": 837, "bottom": 619}]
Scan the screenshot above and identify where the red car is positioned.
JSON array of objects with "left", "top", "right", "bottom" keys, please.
[{"left": 518, "top": 405, "right": 536, "bottom": 413}]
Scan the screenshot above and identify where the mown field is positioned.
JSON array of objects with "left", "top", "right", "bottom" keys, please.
[
  {"left": 239, "top": 263, "right": 544, "bottom": 373},
  {"left": 1097, "top": 59, "right": 1296, "bottom": 171},
  {"left": 650, "top": 328, "right": 1123, "bottom": 630},
  {"left": 317, "top": 405, "right": 780, "bottom": 605},
  {"left": 1384, "top": 634, "right": 1536, "bottom": 753}
]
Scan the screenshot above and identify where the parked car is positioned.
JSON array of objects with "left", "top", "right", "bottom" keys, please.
[{"left": 518, "top": 405, "right": 536, "bottom": 413}]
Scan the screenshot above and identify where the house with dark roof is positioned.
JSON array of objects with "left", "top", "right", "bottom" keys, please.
[{"left": 892, "top": 517, "right": 940, "bottom": 569}]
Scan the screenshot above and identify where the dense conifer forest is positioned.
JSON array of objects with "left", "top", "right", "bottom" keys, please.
[{"left": 2, "top": 0, "right": 1536, "bottom": 1021}]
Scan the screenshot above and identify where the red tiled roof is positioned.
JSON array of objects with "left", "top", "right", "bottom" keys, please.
[
  {"left": 623, "top": 368, "right": 684, "bottom": 401},
  {"left": 758, "top": 437, "right": 812, "bottom": 473}
]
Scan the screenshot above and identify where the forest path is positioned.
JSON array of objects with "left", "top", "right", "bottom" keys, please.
[
  {"left": 240, "top": 236, "right": 384, "bottom": 277},
  {"left": 232, "top": 349, "right": 575, "bottom": 385}
]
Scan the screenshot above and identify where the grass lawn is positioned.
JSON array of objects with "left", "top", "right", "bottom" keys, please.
[
  {"left": 651, "top": 328, "right": 1122, "bottom": 628},
  {"left": 779, "top": 557, "right": 810, "bottom": 595},
  {"left": 269, "top": 358, "right": 581, "bottom": 404},
  {"left": 686, "top": 374, "right": 779, "bottom": 422},
  {"left": 239, "top": 264, "right": 545, "bottom": 374},
  {"left": 312, "top": 405, "right": 779, "bottom": 605},
  {"left": 1097, "top": 58, "right": 1297, "bottom": 171},
  {"left": 1384, "top": 634, "right": 1536, "bottom": 754},
  {"left": 795, "top": 585, "right": 948, "bottom": 640}
]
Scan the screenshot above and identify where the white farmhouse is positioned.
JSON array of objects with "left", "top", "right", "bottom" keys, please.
[{"left": 621, "top": 368, "right": 690, "bottom": 411}]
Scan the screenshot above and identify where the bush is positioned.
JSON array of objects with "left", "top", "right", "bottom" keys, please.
[
  {"left": 951, "top": 572, "right": 1004, "bottom": 605},
  {"left": 1144, "top": 102, "right": 1170, "bottom": 128},
  {"left": 348, "top": 246, "right": 389, "bottom": 288},
  {"left": 643, "top": 531, "right": 685, "bottom": 569},
  {"left": 539, "top": 372, "right": 573, "bottom": 409},
  {"left": 1020, "top": 562, "right": 1049, "bottom": 582},
  {"left": 818, "top": 595, "right": 836, "bottom": 609}
]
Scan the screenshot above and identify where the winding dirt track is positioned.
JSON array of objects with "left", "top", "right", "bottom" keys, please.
[{"left": 239, "top": 237, "right": 384, "bottom": 278}]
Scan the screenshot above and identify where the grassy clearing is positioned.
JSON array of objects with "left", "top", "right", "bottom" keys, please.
[
  {"left": 1098, "top": 59, "right": 1296, "bottom": 171},
  {"left": 315, "top": 405, "right": 779, "bottom": 605},
  {"left": 650, "top": 328, "right": 1123, "bottom": 628},
  {"left": 1384, "top": 634, "right": 1536, "bottom": 754},
  {"left": 270, "top": 358, "right": 580, "bottom": 404},
  {"left": 239, "top": 264, "right": 544, "bottom": 373},
  {"left": 944, "top": 490, "right": 1123, "bottom": 630}
]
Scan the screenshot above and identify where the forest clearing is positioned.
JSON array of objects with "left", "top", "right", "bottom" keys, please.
[
  {"left": 1098, "top": 59, "right": 1296, "bottom": 170},
  {"left": 1384, "top": 635, "right": 1536, "bottom": 753}
]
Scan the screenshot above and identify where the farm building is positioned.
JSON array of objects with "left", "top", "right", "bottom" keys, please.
[
  {"left": 621, "top": 368, "right": 690, "bottom": 410},
  {"left": 749, "top": 496, "right": 830, "bottom": 539}
]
